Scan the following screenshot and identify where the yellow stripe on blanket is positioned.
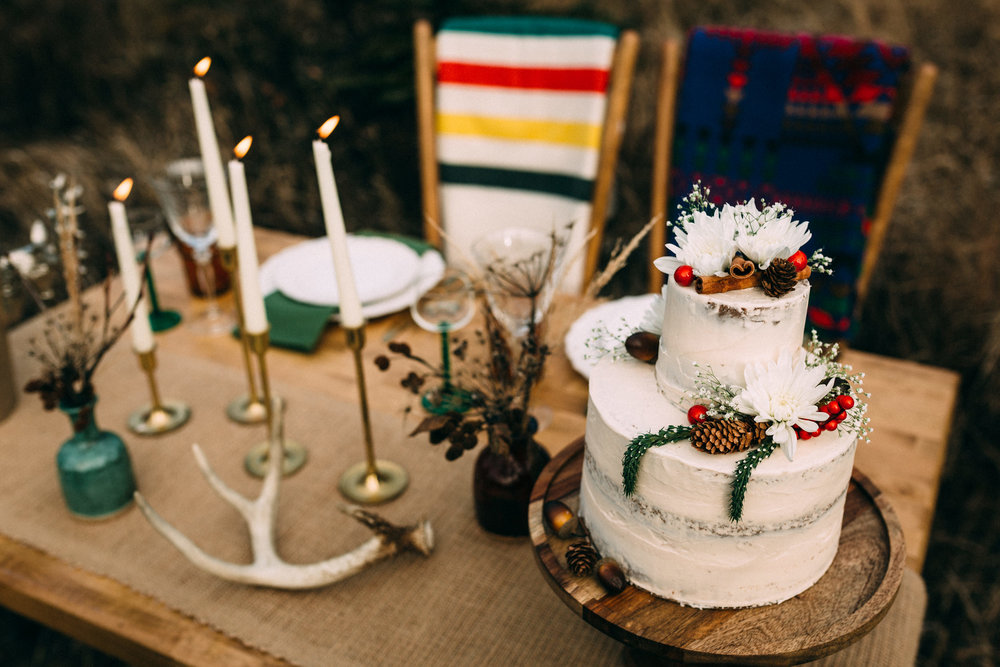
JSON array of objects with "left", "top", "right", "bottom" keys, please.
[{"left": 437, "top": 113, "right": 601, "bottom": 149}]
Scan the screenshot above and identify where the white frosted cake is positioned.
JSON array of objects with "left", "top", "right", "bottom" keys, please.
[{"left": 577, "top": 192, "right": 866, "bottom": 609}]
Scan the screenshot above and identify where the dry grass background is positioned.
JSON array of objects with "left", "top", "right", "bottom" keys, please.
[{"left": 1, "top": 0, "right": 998, "bottom": 665}]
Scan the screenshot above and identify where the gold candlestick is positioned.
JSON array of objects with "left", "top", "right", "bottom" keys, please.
[
  {"left": 219, "top": 245, "right": 268, "bottom": 424},
  {"left": 338, "top": 325, "right": 408, "bottom": 504},
  {"left": 242, "top": 329, "right": 308, "bottom": 477},
  {"left": 128, "top": 347, "right": 191, "bottom": 435}
]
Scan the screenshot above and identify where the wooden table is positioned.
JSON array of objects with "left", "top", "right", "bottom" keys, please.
[{"left": 0, "top": 228, "right": 959, "bottom": 665}]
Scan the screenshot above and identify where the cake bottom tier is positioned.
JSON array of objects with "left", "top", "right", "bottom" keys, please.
[
  {"left": 579, "top": 359, "right": 857, "bottom": 609},
  {"left": 580, "top": 455, "right": 846, "bottom": 608}
]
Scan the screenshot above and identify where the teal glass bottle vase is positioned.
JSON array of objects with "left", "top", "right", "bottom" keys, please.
[{"left": 56, "top": 398, "right": 136, "bottom": 519}]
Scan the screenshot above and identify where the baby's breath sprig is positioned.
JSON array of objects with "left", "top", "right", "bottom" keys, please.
[
  {"left": 690, "top": 363, "right": 743, "bottom": 420},
  {"left": 582, "top": 318, "right": 633, "bottom": 363},
  {"left": 731, "top": 198, "right": 789, "bottom": 237},
  {"left": 674, "top": 181, "right": 715, "bottom": 230},
  {"left": 808, "top": 249, "right": 834, "bottom": 275}
]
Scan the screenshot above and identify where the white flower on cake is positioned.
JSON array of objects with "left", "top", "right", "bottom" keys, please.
[
  {"left": 638, "top": 286, "right": 667, "bottom": 335},
  {"left": 731, "top": 200, "right": 812, "bottom": 269},
  {"left": 734, "top": 349, "right": 833, "bottom": 461},
  {"left": 654, "top": 209, "right": 737, "bottom": 277}
]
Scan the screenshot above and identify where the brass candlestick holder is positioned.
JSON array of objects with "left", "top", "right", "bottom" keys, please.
[
  {"left": 338, "top": 325, "right": 408, "bottom": 504},
  {"left": 242, "top": 329, "right": 307, "bottom": 477},
  {"left": 128, "top": 347, "right": 191, "bottom": 435},
  {"left": 219, "top": 245, "right": 268, "bottom": 424}
]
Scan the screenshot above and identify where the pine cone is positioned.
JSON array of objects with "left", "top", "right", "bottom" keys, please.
[
  {"left": 690, "top": 419, "right": 755, "bottom": 454},
  {"left": 566, "top": 541, "right": 598, "bottom": 576},
  {"left": 760, "top": 258, "right": 798, "bottom": 298},
  {"left": 749, "top": 419, "right": 769, "bottom": 445}
]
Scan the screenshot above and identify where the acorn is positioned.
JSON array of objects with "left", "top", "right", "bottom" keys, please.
[
  {"left": 625, "top": 331, "right": 659, "bottom": 364},
  {"left": 595, "top": 557, "right": 627, "bottom": 595},
  {"left": 543, "top": 500, "right": 579, "bottom": 539}
]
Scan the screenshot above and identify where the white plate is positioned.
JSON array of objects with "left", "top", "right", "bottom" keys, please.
[
  {"left": 564, "top": 294, "right": 660, "bottom": 380},
  {"left": 269, "top": 236, "right": 421, "bottom": 307},
  {"left": 260, "top": 246, "right": 446, "bottom": 322}
]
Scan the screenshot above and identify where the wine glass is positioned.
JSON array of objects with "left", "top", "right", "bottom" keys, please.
[
  {"left": 151, "top": 158, "right": 233, "bottom": 335},
  {"left": 126, "top": 207, "right": 182, "bottom": 332},
  {"left": 410, "top": 268, "right": 476, "bottom": 414},
  {"left": 471, "top": 227, "right": 565, "bottom": 339}
]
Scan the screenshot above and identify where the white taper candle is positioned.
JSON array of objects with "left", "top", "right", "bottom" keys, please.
[
  {"left": 108, "top": 185, "right": 155, "bottom": 353},
  {"left": 312, "top": 123, "right": 363, "bottom": 328},
  {"left": 189, "top": 58, "right": 236, "bottom": 249},
  {"left": 228, "top": 142, "right": 268, "bottom": 335}
]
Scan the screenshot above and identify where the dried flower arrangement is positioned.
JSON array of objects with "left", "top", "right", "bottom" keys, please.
[
  {"left": 14, "top": 177, "right": 141, "bottom": 421},
  {"left": 375, "top": 220, "right": 658, "bottom": 536},
  {"left": 376, "top": 232, "right": 568, "bottom": 463}
]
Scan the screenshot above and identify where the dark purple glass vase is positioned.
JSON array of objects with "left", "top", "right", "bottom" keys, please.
[{"left": 473, "top": 434, "right": 550, "bottom": 537}]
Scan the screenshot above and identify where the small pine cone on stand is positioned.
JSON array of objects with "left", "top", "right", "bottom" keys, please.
[
  {"left": 690, "top": 419, "right": 755, "bottom": 454},
  {"left": 760, "top": 258, "right": 798, "bottom": 298},
  {"left": 565, "top": 541, "right": 598, "bottom": 576}
]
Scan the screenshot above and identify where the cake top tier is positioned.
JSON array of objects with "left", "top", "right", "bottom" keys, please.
[
  {"left": 655, "top": 276, "right": 810, "bottom": 403},
  {"left": 650, "top": 184, "right": 829, "bottom": 404}
]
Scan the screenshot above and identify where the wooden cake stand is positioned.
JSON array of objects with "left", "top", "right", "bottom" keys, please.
[{"left": 528, "top": 438, "right": 906, "bottom": 665}]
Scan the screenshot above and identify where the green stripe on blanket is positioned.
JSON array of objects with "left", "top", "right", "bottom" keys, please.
[
  {"left": 439, "top": 164, "right": 593, "bottom": 201},
  {"left": 442, "top": 16, "right": 618, "bottom": 38}
]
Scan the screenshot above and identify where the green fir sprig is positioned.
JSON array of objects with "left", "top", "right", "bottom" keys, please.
[
  {"left": 729, "top": 437, "right": 779, "bottom": 522},
  {"left": 622, "top": 425, "right": 692, "bottom": 497}
]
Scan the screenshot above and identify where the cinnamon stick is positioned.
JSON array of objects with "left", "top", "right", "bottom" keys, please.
[{"left": 695, "top": 266, "right": 811, "bottom": 295}]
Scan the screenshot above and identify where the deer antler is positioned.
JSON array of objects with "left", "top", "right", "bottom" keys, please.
[{"left": 134, "top": 404, "right": 433, "bottom": 589}]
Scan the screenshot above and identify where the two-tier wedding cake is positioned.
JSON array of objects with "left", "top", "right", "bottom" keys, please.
[{"left": 578, "top": 188, "right": 868, "bottom": 609}]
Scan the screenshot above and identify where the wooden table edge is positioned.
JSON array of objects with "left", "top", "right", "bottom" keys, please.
[{"left": 0, "top": 532, "right": 289, "bottom": 666}]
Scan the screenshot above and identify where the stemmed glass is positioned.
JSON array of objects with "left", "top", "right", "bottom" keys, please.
[
  {"left": 471, "top": 227, "right": 565, "bottom": 340},
  {"left": 410, "top": 268, "right": 476, "bottom": 414},
  {"left": 151, "top": 158, "right": 233, "bottom": 335},
  {"left": 127, "top": 207, "right": 182, "bottom": 332}
]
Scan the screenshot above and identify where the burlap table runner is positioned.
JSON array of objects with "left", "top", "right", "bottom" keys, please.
[
  {"left": 0, "top": 325, "right": 925, "bottom": 665},
  {"left": 0, "top": 332, "right": 624, "bottom": 665}
]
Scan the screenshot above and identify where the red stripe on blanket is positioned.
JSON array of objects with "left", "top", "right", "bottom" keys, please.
[{"left": 438, "top": 62, "right": 610, "bottom": 93}]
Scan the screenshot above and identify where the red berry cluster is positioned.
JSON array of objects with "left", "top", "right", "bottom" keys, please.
[{"left": 795, "top": 394, "right": 855, "bottom": 440}]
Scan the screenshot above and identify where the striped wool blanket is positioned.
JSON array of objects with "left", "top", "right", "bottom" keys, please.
[{"left": 434, "top": 17, "right": 619, "bottom": 291}]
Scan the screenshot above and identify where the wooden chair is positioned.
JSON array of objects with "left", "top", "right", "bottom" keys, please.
[
  {"left": 649, "top": 29, "right": 937, "bottom": 339},
  {"left": 415, "top": 17, "right": 638, "bottom": 293}
]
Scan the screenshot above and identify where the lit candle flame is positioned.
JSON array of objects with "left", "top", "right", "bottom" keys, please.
[
  {"left": 113, "top": 178, "right": 134, "bottom": 202},
  {"left": 193, "top": 57, "right": 211, "bottom": 78},
  {"left": 233, "top": 136, "right": 253, "bottom": 159},
  {"left": 317, "top": 116, "right": 340, "bottom": 140}
]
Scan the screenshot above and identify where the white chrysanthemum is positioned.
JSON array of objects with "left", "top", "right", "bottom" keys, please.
[
  {"left": 733, "top": 201, "right": 812, "bottom": 269},
  {"left": 653, "top": 209, "right": 738, "bottom": 277},
  {"left": 734, "top": 349, "right": 833, "bottom": 461},
  {"left": 638, "top": 286, "right": 666, "bottom": 335}
]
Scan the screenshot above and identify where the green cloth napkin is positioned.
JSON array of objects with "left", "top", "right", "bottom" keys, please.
[
  {"left": 263, "top": 291, "right": 336, "bottom": 352},
  {"left": 254, "top": 231, "right": 435, "bottom": 353}
]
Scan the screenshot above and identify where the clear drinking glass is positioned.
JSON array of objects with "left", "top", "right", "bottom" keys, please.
[
  {"left": 471, "top": 228, "right": 564, "bottom": 339},
  {"left": 151, "top": 158, "right": 233, "bottom": 335},
  {"left": 410, "top": 269, "right": 476, "bottom": 414}
]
